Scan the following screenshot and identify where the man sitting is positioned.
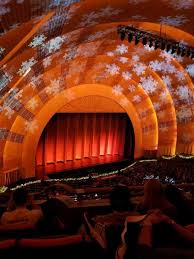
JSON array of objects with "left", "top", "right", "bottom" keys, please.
[{"left": 1, "top": 188, "right": 43, "bottom": 226}]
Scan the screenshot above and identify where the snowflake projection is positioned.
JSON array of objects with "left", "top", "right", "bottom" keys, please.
[
  {"left": 132, "top": 63, "right": 146, "bottom": 76},
  {"left": 161, "top": 62, "right": 176, "bottom": 74},
  {"left": 159, "top": 15, "right": 188, "bottom": 27},
  {"left": 153, "top": 102, "right": 161, "bottom": 111},
  {"left": 175, "top": 71, "right": 186, "bottom": 82},
  {"left": 128, "top": 84, "right": 136, "bottom": 92},
  {"left": 159, "top": 91, "right": 170, "bottom": 104},
  {"left": 176, "top": 85, "right": 192, "bottom": 101},
  {"left": 24, "top": 120, "right": 38, "bottom": 133},
  {"left": 0, "top": 46, "right": 5, "bottom": 55},
  {"left": 132, "top": 55, "right": 140, "bottom": 62},
  {"left": 68, "top": 60, "right": 86, "bottom": 75},
  {"left": 63, "top": 48, "right": 77, "bottom": 61},
  {"left": 107, "top": 51, "right": 115, "bottom": 57},
  {"left": 0, "top": 72, "right": 12, "bottom": 91},
  {"left": 177, "top": 107, "right": 192, "bottom": 121},
  {"left": 29, "top": 34, "right": 47, "bottom": 48},
  {"left": 45, "top": 79, "right": 61, "bottom": 95},
  {"left": 172, "top": 53, "right": 184, "bottom": 63},
  {"left": 27, "top": 98, "right": 38, "bottom": 110},
  {"left": 14, "top": 89, "right": 23, "bottom": 101},
  {"left": 0, "top": 6, "right": 10, "bottom": 16},
  {"left": 29, "top": 75, "right": 42, "bottom": 89},
  {"left": 119, "top": 98, "right": 129, "bottom": 107},
  {"left": 43, "top": 56, "right": 52, "bottom": 68},
  {"left": 106, "top": 64, "right": 120, "bottom": 76},
  {"left": 86, "top": 28, "right": 115, "bottom": 41},
  {"left": 49, "top": 0, "right": 80, "bottom": 7},
  {"left": 17, "top": 57, "right": 37, "bottom": 76},
  {"left": 122, "top": 71, "right": 132, "bottom": 80},
  {"left": 186, "top": 64, "right": 194, "bottom": 77},
  {"left": 112, "top": 85, "right": 124, "bottom": 96},
  {"left": 164, "top": 0, "right": 193, "bottom": 10},
  {"left": 132, "top": 95, "right": 141, "bottom": 104},
  {"left": 160, "top": 51, "right": 174, "bottom": 63},
  {"left": 140, "top": 76, "right": 158, "bottom": 94},
  {"left": 44, "top": 36, "right": 64, "bottom": 54},
  {"left": 79, "top": 6, "right": 121, "bottom": 27},
  {"left": 4, "top": 107, "right": 14, "bottom": 119},
  {"left": 161, "top": 75, "right": 172, "bottom": 87},
  {"left": 116, "top": 44, "right": 128, "bottom": 55},
  {"left": 149, "top": 60, "right": 163, "bottom": 71},
  {"left": 118, "top": 57, "right": 128, "bottom": 64}
]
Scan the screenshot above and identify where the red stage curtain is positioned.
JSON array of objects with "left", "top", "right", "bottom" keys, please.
[{"left": 36, "top": 113, "right": 128, "bottom": 165}]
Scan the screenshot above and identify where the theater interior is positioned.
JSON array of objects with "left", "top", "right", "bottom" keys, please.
[{"left": 0, "top": 0, "right": 193, "bottom": 258}]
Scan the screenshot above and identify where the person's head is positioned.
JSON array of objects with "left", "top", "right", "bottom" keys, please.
[
  {"left": 12, "top": 188, "right": 28, "bottom": 207},
  {"left": 143, "top": 179, "right": 165, "bottom": 209},
  {"left": 110, "top": 185, "right": 132, "bottom": 212}
]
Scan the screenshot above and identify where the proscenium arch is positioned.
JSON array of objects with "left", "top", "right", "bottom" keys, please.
[{"left": 3, "top": 84, "right": 145, "bottom": 179}]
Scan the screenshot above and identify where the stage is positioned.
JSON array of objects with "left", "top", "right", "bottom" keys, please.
[{"left": 36, "top": 155, "right": 132, "bottom": 179}]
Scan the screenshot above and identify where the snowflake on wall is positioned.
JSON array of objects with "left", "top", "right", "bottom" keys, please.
[
  {"left": 112, "top": 85, "right": 124, "bottom": 96},
  {"left": 0, "top": 72, "right": 12, "bottom": 91},
  {"left": 177, "top": 107, "right": 192, "bottom": 121},
  {"left": 27, "top": 98, "right": 38, "bottom": 110},
  {"left": 176, "top": 85, "right": 192, "bottom": 100},
  {"left": 86, "top": 28, "right": 115, "bottom": 41},
  {"left": 144, "top": 44, "right": 155, "bottom": 52},
  {"left": 44, "top": 36, "right": 64, "bottom": 54},
  {"left": 175, "top": 71, "right": 186, "bottom": 82},
  {"left": 162, "top": 75, "right": 172, "bottom": 87},
  {"left": 45, "top": 79, "right": 61, "bottom": 95},
  {"left": 186, "top": 64, "right": 194, "bottom": 77},
  {"left": 159, "top": 91, "right": 170, "bottom": 104},
  {"left": 107, "top": 51, "right": 115, "bottom": 57},
  {"left": 118, "top": 57, "right": 128, "bottom": 64},
  {"left": 122, "top": 71, "right": 132, "bottom": 80},
  {"left": 29, "top": 75, "right": 42, "bottom": 89},
  {"left": 43, "top": 56, "right": 52, "bottom": 68},
  {"left": 0, "top": 46, "right": 5, "bottom": 55},
  {"left": 128, "top": 84, "right": 136, "bottom": 92},
  {"left": 28, "top": 34, "right": 47, "bottom": 48},
  {"left": 149, "top": 60, "right": 163, "bottom": 71},
  {"left": 132, "top": 95, "right": 142, "bottom": 104},
  {"left": 132, "top": 55, "right": 140, "bottom": 62},
  {"left": 24, "top": 120, "right": 38, "bottom": 133},
  {"left": 49, "top": 0, "right": 80, "bottom": 7},
  {"left": 119, "top": 98, "right": 129, "bottom": 107},
  {"left": 106, "top": 64, "right": 120, "bottom": 76},
  {"left": 116, "top": 44, "right": 128, "bottom": 55},
  {"left": 0, "top": 6, "right": 10, "bottom": 16},
  {"left": 161, "top": 62, "right": 176, "bottom": 74},
  {"left": 140, "top": 76, "right": 158, "bottom": 94},
  {"left": 132, "top": 63, "right": 146, "bottom": 76},
  {"left": 63, "top": 47, "right": 77, "bottom": 61},
  {"left": 159, "top": 15, "right": 188, "bottom": 27},
  {"left": 153, "top": 102, "right": 161, "bottom": 111},
  {"left": 17, "top": 57, "right": 37, "bottom": 76},
  {"left": 164, "top": 0, "right": 193, "bottom": 10}
]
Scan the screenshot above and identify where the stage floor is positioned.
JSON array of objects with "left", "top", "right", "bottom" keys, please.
[{"left": 36, "top": 155, "right": 127, "bottom": 179}]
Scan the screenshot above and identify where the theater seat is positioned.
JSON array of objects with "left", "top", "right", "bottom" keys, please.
[
  {"left": 0, "top": 239, "right": 16, "bottom": 258},
  {"left": 0, "top": 223, "right": 37, "bottom": 238}
]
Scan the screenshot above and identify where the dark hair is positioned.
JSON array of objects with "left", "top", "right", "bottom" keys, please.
[
  {"left": 110, "top": 185, "right": 131, "bottom": 212},
  {"left": 12, "top": 188, "right": 28, "bottom": 206}
]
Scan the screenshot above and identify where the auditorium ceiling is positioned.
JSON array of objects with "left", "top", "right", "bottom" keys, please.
[{"left": 0, "top": 0, "right": 194, "bottom": 176}]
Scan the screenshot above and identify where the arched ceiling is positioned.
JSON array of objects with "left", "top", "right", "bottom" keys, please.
[{"left": 0, "top": 0, "right": 194, "bottom": 172}]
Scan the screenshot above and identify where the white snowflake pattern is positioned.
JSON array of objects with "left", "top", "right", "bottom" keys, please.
[
  {"left": 0, "top": 46, "right": 5, "bottom": 55},
  {"left": 159, "top": 15, "right": 188, "bottom": 27},
  {"left": 63, "top": 48, "right": 77, "bottom": 61},
  {"left": 43, "top": 56, "right": 52, "bottom": 68},
  {"left": 17, "top": 58, "right": 37, "bottom": 76},
  {"left": 132, "top": 95, "right": 142, "bottom": 103},
  {"left": 0, "top": 6, "right": 10, "bottom": 16},
  {"left": 160, "top": 51, "right": 174, "bottom": 63},
  {"left": 44, "top": 36, "right": 64, "bottom": 54},
  {"left": 164, "top": 0, "right": 193, "bottom": 10},
  {"left": 122, "top": 71, "right": 132, "bottom": 80},
  {"left": 24, "top": 120, "right": 38, "bottom": 133},
  {"left": 112, "top": 85, "right": 124, "bottom": 96},
  {"left": 149, "top": 60, "right": 163, "bottom": 71},
  {"left": 159, "top": 91, "right": 170, "bottom": 103},
  {"left": 144, "top": 44, "right": 155, "bottom": 52},
  {"left": 116, "top": 44, "right": 128, "bottom": 55},
  {"left": 119, "top": 98, "right": 129, "bottom": 107},
  {"left": 162, "top": 75, "right": 172, "bottom": 87},
  {"left": 132, "top": 63, "right": 146, "bottom": 76},
  {"left": 177, "top": 107, "right": 192, "bottom": 121},
  {"left": 0, "top": 72, "right": 12, "bottom": 91},
  {"left": 153, "top": 102, "right": 161, "bottom": 111},
  {"left": 29, "top": 75, "right": 42, "bottom": 89},
  {"left": 28, "top": 34, "right": 47, "bottom": 48},
  {"left": 186, "top": 64, "right": 194, "bottom": 77},
  {"left": 107, "top": 51, "right": 115, "bottom": 57},
  {"left": 128, "top": 84, "right": 136, "bottom": 92},
  {"left": 118, "top": 57, "right": 128, "bottom": 64},
  {"left": 176, "top": 85, "right": 192, "bottom": 100},
  {"left": 132, "top": 55, "right": 140, "bottom": 62},
  {"left": 140, "top": 76, "right": 158, "bottom": 94},
  {"left": 175, "top": 71, "right": 185, "bottom": 82},
  {"left": 27, "top": 98, "right": 38, "bottom": 110},
  {"left": 106, "top": 64, "right": 120, "bottom": 76},
  {"left": 45, "top": 79, "right": 61, "bottom": 95}
]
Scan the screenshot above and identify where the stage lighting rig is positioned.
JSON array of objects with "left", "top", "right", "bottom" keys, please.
[{"left": 117, "top": 25, "right": 194, "bottom": 60}]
